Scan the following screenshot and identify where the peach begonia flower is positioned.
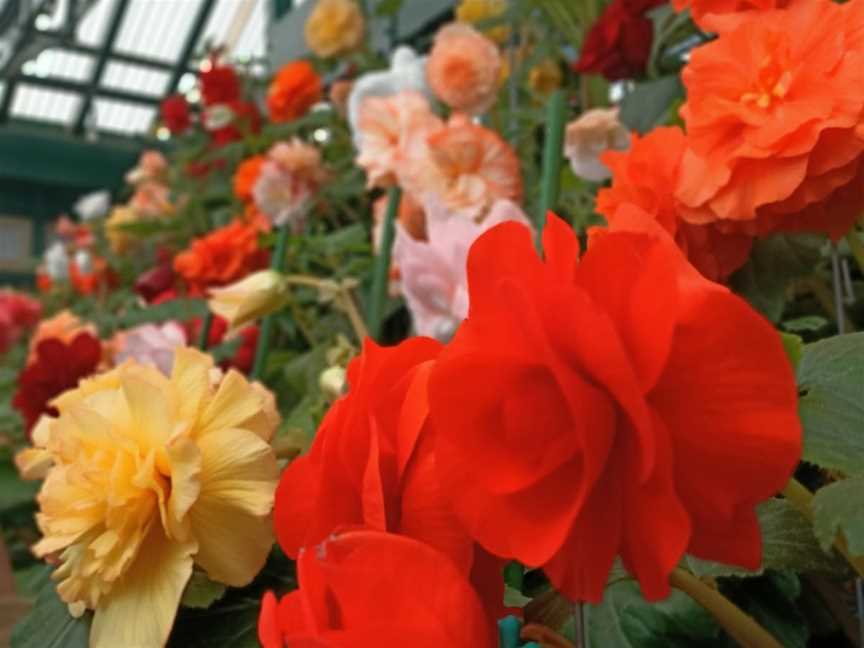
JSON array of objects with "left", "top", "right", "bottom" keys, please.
[
  {"left": 355, "top": 90, "right": 442, "bottom": 189},
  {"left": 401, "top": 114, "right": 523, "bottom": 221},
  {"left": 125, "top": 150, "right": 168, "bottom": 186},
  {"left": 114, "top": 321, "right": 187, "bottom": 376},
  {"left": 129, "top": 181, "right": 174, "bottom": 218},
  {"left": 672, "top": 0, "right": 800, "bottom": 32},
  {"left": 393, "top": 198, "right": 531, "bottom": 340},
  {"left": 253, "top": 139, "right": 328, "bottom": 232},
  {"left": 427, "top": 23, "right": 502, "bottom": 115},
  {"left": 304, "top": 0, "right": 365, "bottom": 59},
  {"left": 564, "top": 107, "right": 630, "bottom": 183},
  {"left": 675, "top": 0, "right": 864, "bottom": 241},
  {"left": 15, "top": 347, "right": 279, "bottom": 648},
  {"left": 28, "top": 310, "right": 97, "bottom": 362},
  {"left": 347, "top": 47, "right": 430, "bottom": 143}
]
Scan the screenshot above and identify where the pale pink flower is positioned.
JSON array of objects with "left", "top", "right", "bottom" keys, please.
[
  {"left": 355, "top": 90, "right": 442, "bottom": 189},
  {"left": 564, "top": 107, "right": 630, "bottom": 182},
  {"left": 129, "top": 181, "right": 173, "bottom": 217},
  {"left": 125, "top": 150, "right": 168, "bottom": 186},
  {"left": 253, "top": 139, "right": 328, "bottom": 232},
  {"left": 114, "top": 322, "right": 187, "bottom": 375},
  {"left": 393, "top": 198, "right": 531, "bottom": 340},
  {"left": 400, "top": 114, "right": 523, "bottom": 220},
  {"left": 427, "top": 23, "right": 502, "bottom": 115}
]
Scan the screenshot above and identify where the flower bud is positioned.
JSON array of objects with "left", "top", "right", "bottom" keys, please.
[{"left": 207, "top": 270, "right": 289, "bottom": 331}]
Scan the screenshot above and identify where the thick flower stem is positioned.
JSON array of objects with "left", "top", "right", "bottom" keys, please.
[
  {"left": 669, "top": 568, "right": 784, "bottom": 648},
  {"left": 845, "top": 229, "right": 864, "bottom": 278},
  {"left": 251, "top": 224, "right": 291, "bottom": 380},
  {"left": 537, "top": 90, "right": 567, "bottom": 237},
  {"left": 783, "top": 478, "right": 864, "bottom": 578},
  {"left": 198, "top": 311, "right": 214, "bottom": 350},
  {"left": 282, "top": 274, "right": 370, "bottom": 342},
  {"left": 368, "top": 186, "right": 401, "bottom": 341}
]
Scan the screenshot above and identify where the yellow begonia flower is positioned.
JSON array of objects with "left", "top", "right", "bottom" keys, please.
[
  {"left": 207, "top": 270, "right": 290, "bottom": 332},
  {"left": 455, "top": 0, "right": 509, "bottom": 44},
  {"left": 105, "top": 206, "right": 138, "bottom": 254},
  {"left": 16, "top": 348, "right": 280, "bottom": 648},
  {"left": 529, "top": 59, "right": 563, "bottom": 95},
  {"left": 305, "top": 0, "right": 365, "bottom": 59}
]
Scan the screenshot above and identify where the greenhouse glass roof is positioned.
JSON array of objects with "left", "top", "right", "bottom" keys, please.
[{"left": 0, "top": 0, "right": 267, "bottom": 139}]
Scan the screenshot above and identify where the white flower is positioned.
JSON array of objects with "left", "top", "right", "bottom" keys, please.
[
  {"left": 115, "top": 322, "right": 187, "bottom": 376},
  {"left": 74, "top": 191, "right": 111, "bottom": 221},
  {"left": 44, "top": 242, "right": 70, "bottom": 280},
  {"left": 347, "top": 46, "right": 431, "bottom": 148},
  {"left": 563, "top": 107, "right": 630, "bottom": 182}
]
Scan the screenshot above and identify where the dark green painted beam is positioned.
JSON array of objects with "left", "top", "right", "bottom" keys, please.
[
  {"left": 11, "top": 74, "right": 159, "bottom": 106},
  {"left": 167, "top": 0, "right": 218, "bottom": 92},
  {"left": 73, "top": 0, "right": 132, "bottom": 134},
  {"left": 0, "top": 122, "right": 143, "bottom": 189}
]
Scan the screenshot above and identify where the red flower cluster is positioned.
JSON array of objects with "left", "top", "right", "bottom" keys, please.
[
  {"left": 259, "top": 530, "right": 493, "bottom": 648},
  {"left": 208, "top": 100, "right": 262, "bottom": 147},
  {"left": 200, "top": 63, "right": 241, "bottom": 105},
  {"left": 13, "top": 332, "right": 102, "bottom": 434},
  {"left": 273, "top": 338, "right": 503, "bottom": 626},
  {"left": 0, "top": 291, "right": 41, "bottom": 354},
  {"left": 173, "top": 219, "right": 269, "bottom": 294},
  {"left": 427, "top": 214, "right": 801, "bottom": 602},
  {"left": 160, "top": 94, "right": 191, "bottom": 134},
  {"left": 574, "top": 0, "right": 665, "bottom": 80}
]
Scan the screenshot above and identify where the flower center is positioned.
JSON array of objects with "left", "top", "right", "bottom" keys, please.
[{"left": 739, "top": 53, "right": 792, "bottom": 110}]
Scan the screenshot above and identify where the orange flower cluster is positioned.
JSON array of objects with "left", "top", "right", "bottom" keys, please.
[
  {"left": 173, "top": 219, "right": 270, "bottom": 294},
  {"left": 675, "top": 0, "right": 864, "bottom": 242},
  {"left": 267, "top": 60, "right": 322, "bottom": 123},
  {"left": 672, "top": 0, "right": 798, "bottom": 31},
  {"left": 233, "top": 155, "right": 265, "bottom": 203},
  {"left": 598, "top": 127, "right": 752, "bottom": 282}
]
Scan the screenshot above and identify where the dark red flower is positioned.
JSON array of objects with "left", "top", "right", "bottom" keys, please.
[
  {"left": 574, "top": 0, "right": 665, "bottom": 80},
  {"left": 187, "top": 315, "right": 259, "bottom": 374},
  {"left": 134, "top": 263, "right": 176, "bottom": 303},
  {"left": 13, "top": 333, "right": 102, "bottom": 434},
  {"left": 258, "top": 530, "right": 494, "bottom": 648},
  {"left": 200, "top": 64, "right": 241, "bottom": 106},
  {"left": 161, "top": 94, "right": 192, "bottom": 134},
  {"left": 274, "top": 338, "right": 504, "bottom": 628},
  {"left": 427, "top": 214, "right": 801, "bottom": 603},
  {"left": 0, "top": 290, "right": 41, "bottom": 354}
]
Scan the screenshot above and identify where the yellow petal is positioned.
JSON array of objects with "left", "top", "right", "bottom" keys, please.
[
  {"left": 189, "top": 427, "right": 277, "bottom": 586},
  {"left": 170, "top": 348, "right": 212, "bottom": 425},
  {"left": 89, "top": 526, "right": 195, "bottom": 648},
  {"left": 237, "top": 382, "right": 281, "bottom": 442},
  {"left": 120, "top": 375, "right": 174, "bottom": 450},
  {"left": 198, "top": 371, "right": 263, "bottom": 437},
  {"left": 165, "top": 433, "right": 202, "bottom": 542},
  {"left": 15, "top": 447, "right": 53, "bottom": 480}
]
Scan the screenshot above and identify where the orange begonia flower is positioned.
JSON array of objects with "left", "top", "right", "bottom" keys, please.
[
  {"left": 675, "top": 0, "right": 864, "bottom": 241},
  {"left": 173, "top": 219, "right": 269, "bottom": 294},
  {"left": 672, "top": 0, "right": 799, "bottom": 31},
  {"left": 267, "top": 60, "right": 322, "bottom": 123},
  {"left": 598, "top": 126, "right": 752, "bottom": 282},
  {"left": 233, "top": 155, "right": 266, "bottom": 203}
]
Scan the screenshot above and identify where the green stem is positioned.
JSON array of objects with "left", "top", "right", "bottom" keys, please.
[
  {"left": 783, "top": 479, "right": 864, "bottom": 578},
  {"left": 845, "top": 229, "right": 864, "bottom": 277},
  {"left": 198, "top": 312, "right": 214, "bottom": 350},
  {"left": 537, "top": 90, "right": 567, "bottom": 239},
  {"left": 250, "top": 224, "right": 291, "bottom": 380},
  {"left": 368, "top": 186, "right": 401, "bottom": 341},
  {"left": 669, "top": 568, "right": 784, "bottom": 648}
]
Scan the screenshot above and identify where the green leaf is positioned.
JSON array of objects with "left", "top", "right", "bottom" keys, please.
[
  {"left": 0, "top": 459, "right": 39, "bottom": 514},
  {"left": 779, "top": 333, "right": 803, "bottom": 372},
  {"left": 587, "top": 579, "right": 720, "bottom": 648},
  {"left": 374, "top": 0, "right": 404, "bottom": 17},
  {"left": 797, "top": 332, "right": 864, "bottom": 475},
  {"left": 731, "top": 234, "right": 823, "bottom": 321},
  {"left": 181, "top": 570, "right": 227, "bottom": 609},
  {"left": 782, "top": 315, "right": 828, "bottom": 333},
  {"left": 811, "top": 477, "right": 864, "bottom": 556},
  {"left": 684, "top": 499, "right": 845, "bottom": 579},
  {"left": 11, "top": 577, "right": 91, "bottom": 648},
  {"left": 618, "top": 76, "right": 683, "bottom": 134},
  {"left": 720, "top": 571, "right": 808, "bottom": 648},
  {"left": 168, "top": 598, "right": 259, "bottom": 648},
  {"left": 109, "top": 298, "right": 209, "bottom": 333}
]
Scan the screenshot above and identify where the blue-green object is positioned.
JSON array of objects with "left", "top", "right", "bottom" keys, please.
[{"left": 497, "top": 615, "right": 540, "bottom": 648}]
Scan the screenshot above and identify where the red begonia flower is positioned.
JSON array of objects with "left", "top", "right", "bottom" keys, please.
[
  {"left": 427, "top": 213, "right": 801, "bottom": 602},
  {"left": 573, "top": 0, "right": 665, "bottom": 81},
  {"left": 258, "top": 530, "right": 494, "bottom": 648},
  {"left": 274, "top": 337, "right": 504, "bottom": 625},
  {"left": 200, "top": 63, "right": 241, "bottom": 106},
  {"left": 13, "top": 332, "right": 102, "bottom": 434},
  {"left": 160, "top": 94, "right": 191, "bottom": 134}
]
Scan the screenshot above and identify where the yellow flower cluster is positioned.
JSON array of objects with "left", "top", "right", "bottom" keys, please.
[
  {"left": 455, "top": 0, "right": 509, "bottom": 44},
  {"left": 305, "top": 0, "right": 365, "bottom": 59},
  {"left": 17, "top": 348, "right": 280, "bottom": 648}
]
